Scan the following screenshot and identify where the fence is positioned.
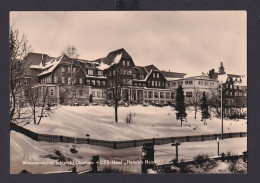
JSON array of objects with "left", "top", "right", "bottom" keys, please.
[{"left": 10, "top": 122, "right": 247, "bottom": 149}]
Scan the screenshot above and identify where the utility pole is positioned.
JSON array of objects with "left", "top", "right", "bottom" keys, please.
[
  {"left": 220, "top": 82, "right": 223, "bottom": 140},
  {"left": 216, "top": 137, "right": 220, "bottom": 156},
  {"left": 171, "top": 141, "right": 181, "bottom": 163}
]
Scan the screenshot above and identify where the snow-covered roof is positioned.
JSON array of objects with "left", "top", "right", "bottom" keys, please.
[
  {"left": 96, "top": 62, "right": 110, "bottom": 70},
  {"left": 38, "top": 56, "right": 63, "bottom": 76},
  {"left": 234, "top": 75, "right": 247, "bottom": 86},
  {"left": 112, "top": 52, "right": 122, "bottom": 64},
  {"left": 217, "top": 73, "right": 228, "bottom": 83},
  {"left": 165, "top": 77, "right": 184, "bottom": 81},
  {"left": 183, "top": 72, "right": 207, "bottom": 79},
  {"left": 30, "top": 61, "right": 44, "bottom": 69}
]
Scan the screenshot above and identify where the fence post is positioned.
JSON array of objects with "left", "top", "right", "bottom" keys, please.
[
  {"left": 114, "top": 141, "right": 117, "bottom": 149},
  {"left": 60, "top": 135, "right": 63, "bottom": 142}
]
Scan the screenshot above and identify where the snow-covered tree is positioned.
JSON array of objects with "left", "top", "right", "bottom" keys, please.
[
  {"left": 9, "top": 27, "right": 32, "bottom": 123},
  {"left": 107, "top": 68, "right": 129, "bottom": 123},
  {"left": 187, "top": 88, "right": 201, "bottom": 119},
  {"left": 175, "top": 85, "right": 187, "bottom": 126},
  {"left": 201, "top": 91, "right": 210, "bottom": 125}
]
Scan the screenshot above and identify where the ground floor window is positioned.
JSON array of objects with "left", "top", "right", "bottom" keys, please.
[
  {"left": 171, "top": 92, "right": 175, "bottom": 99},
  {"left": 166, "top": 92, "right": 170, "bottom": 99},
  {"left": 148, "top": 91, "right": 153, "bottom": 98},
  {"left": 97, "top": 92, "right": 100, "bottom": 97},
  {"left": 92, "top": 91, "right": 95, "bottom": 97},
  {"left": 186, "top": 91, "right": 192, "bottom": 97},
  {"left": 160, "top": 92, "right": 164, "bottom": 98},
  {"left": 154, "top": 91, "right": 159, "bottom": 98}
]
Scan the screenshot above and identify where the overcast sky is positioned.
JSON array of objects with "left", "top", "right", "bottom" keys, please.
[{"left": 10, "top": 11, "right": 246, "bottom": 75}]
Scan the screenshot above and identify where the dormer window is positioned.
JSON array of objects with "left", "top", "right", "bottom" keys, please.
[
  {"left": 98, "top": 70, "right": 103, "bottom": 76},
  {"left": 122, "top": 61, "right": 126, "bottom": 66},
  {"left": 157, "top": 73, "right": 159, "bottom": 78},
  {"left": 127, "top": 61, "right": 130, "bottom": 66},
  {"left": 88, "top": 69, "right": 94, "bottom": 75}
]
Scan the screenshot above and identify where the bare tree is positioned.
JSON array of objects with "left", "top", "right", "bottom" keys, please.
[
  {"left": 187, "top": 88, "right": 201, "bottom": 119},
  {"left": 9, "top": 27, "right": 32, "bottom": 123},
  {"left": 107, "top": 68, "right": 129, "bottom": 123},
  {"left": 26, "top": 85, "right": 49, "bottom": 125},
  {"left": 60, "top": 45, "right": 81, "bottom": 105}
]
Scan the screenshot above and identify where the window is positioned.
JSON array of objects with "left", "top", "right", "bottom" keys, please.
[
  {"left": 234, "top": 85, "right": 237, "bottom": 90},
  {"left": 226, "top": 84, "right": 229, "bottom": 88},
  {"left": 160, "top": 92, "right": 164, "bottom": 98},
  {"left": 97, "top": 80, "right": 100, "bottom": 86},
  {"left": 92, "top": 91, "right": 95, "bottom": 97},
  {"left": 91, "top": 80, "right": 95, "bottom": 85},
  {"left": 154, "top": 91, "right": 159, "bottom": 98},
  {"left": 122, "top": 61, "right": 126, "bottom": 66},
  {"left": 127, "top": 61, "right": 130, "bottom": 66},
  {"left": 133, "top": 74, "right": 137, "bottom": 79},
  {"left": 155, "top": 81, "right": 157, "bottom": 87},
  {"left": 102, "top": 81, "right": 105, "bottom": 86},
  {"left": 148, "top": 91, "right": 153, "bottom": 98},
  {"left": 235, "top": 92, "right": 238, "bottom": 96},
  {"left": 98, "top": 70, "right": 103, "bottom": 76},
  {"left": 230, "top": 92, "right": 233, "bottom": 96},
  {"left": 166, "top": 92, "right": 170, "bottom": 99},
  {"left": 226, "top": 91, "right": 229, "bottom": 95},
  {"left": 123, "top": 69, "right": 127, "bottom": 75},
  {"left": 178, "top": 81, "right": 183, "bottom": 85},
  {"left": 86, "top": 79, "right": 90, "bottom": 85},
  {"left": 127, "top": 79, "right": 132, "bottom": 85},
  {"left": 152, "top": 81, "right": 154, "bottom": 86},
  {"left": 144, "top": 91, "right": 147, "bottom": 98},
  {"left": 61, "top": 66, "right": 65, "bottom": 72},
  {"left": 24, "top": 90, "right": 28, "bottom": 96},
  {"left": 162, "top": 82, "right": 164, "bottom": 87},
  {"left": 127, "top": 70, "right": 132, "bottom": 75},
  {"left": 153, "top": 73, "right": 156, "bottom": 78},
  {"left": 62, "top": 77, "right": 65, "bottom": 83},
  {"left": 139, "top": 83, "right": 142, "bottom": 86},
  {"left": 97, "top": 92, "right": 100, "bottom": 97},
  {"left": 148, "top": 80, "right": 150, "bottom": 86},
  {"left": 171, "top": 92, "right": 174, "bottom": 99},
  {"left": 143, "top": 83, "right": 145, "bottom": 87},
  {"left": 68, "top": 67, "right": 71, "bottom": 73},
  {"left": 102, "top": 92, "right": 104, "bottom": 98},
  {"left": 158, "top": 81, "right": 161, "bottom": 87},
  {"left": 243, "top": 93, "right": 247, "bottom": 96},
  {"left": 186, "top": 92, "right": 192, "bottom": 97},
  {"left": 79, "top": 90, "right": 83, "bottom": 96},
  {"left": 50, "top": 89, "right": 54, "bottom": 96},
  {"left": 135, "top": 83, "right": 137, "bottom": 86},
  {"left": 173, "top": 82, "right": 177, "bottom": 86},
  {"left": 72, "top": 78, "right": 76, "bottom": 85},
  {"left": 79, "top": 78, "right": 83, "bottom": 84},
  {"left": 157, "top": 73, "right": 159, "bottom": 78},
  {"left": 88, "top": 69, "right": 94, "bottom": 75},
  {"left": 24, "top": 80, "right": 28, "bottom": 86},
  {"left": 185, "top": 80, "right": 193, "bottom": 85},
  {"left": 230, "top": 85, "right": 233, "bottom": 89},
  {"left": 204, "top": 82, "right": 208, "bottom": 85},
  {"left": 68, "top": 77, "right": 71, "bottom": 85},
  {"left": 140, "top": 75, "right": 144, "bottom": 79},
  {"left": 72, "top": 67, "right": 76, "bottom": 73},
  {"left": 54, "top": 76, "right": 58, "bottom": 83},
  {"left": 198, "top": 81, "right": 203, "bottom": 85}
]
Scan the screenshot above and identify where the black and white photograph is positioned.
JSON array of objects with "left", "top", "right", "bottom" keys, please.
[{"left": 9, "top": 11, "right": 247, "bottom": 174}]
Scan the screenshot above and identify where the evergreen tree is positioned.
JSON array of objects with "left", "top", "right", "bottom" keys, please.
[
  {"left": 219, "top": 62, "right": 226, "bottom": 74},
  {"left": 201, "top": 91, "right": 210, "bottom": 125},
  {"left": 175, "top": 85, "right": 187, "bottom": 126}
]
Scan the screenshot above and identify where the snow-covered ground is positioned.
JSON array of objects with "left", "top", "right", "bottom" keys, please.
[
  {"left": 10, "top": 131, "right": 247, "bottom": 174},
  {"left": 21, "top": 105, "right": 247, "bottom": 140}
]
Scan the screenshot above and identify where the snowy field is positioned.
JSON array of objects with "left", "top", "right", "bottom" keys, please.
[
  {"left": 21, "top": 105, "right": 247, "bottom": 140},
  {"left": 10, "top": 131, "right": 247, "bottom": 174}
]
